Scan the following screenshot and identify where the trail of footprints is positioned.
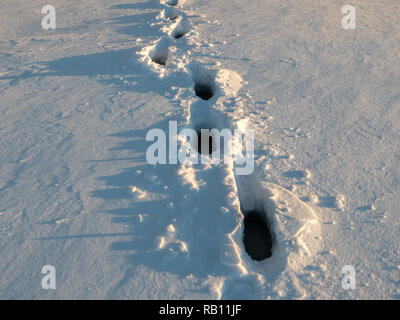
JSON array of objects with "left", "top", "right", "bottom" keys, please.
[
  {"left": 131, "top": 1, "right": 351, "bottom": 298},
  {"left": 142, "top": 0, "right": 275, "bottom": 264}
]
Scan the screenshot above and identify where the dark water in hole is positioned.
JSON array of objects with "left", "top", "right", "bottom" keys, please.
[
  {"left": 194, "top": 83, "right": 214, "bottom": 100},
  {"left": 242, "top": 209, "right": 273, "bottom": 261},
  {"left": 196, "top": 130, "right": 214, "bottom": 155}
]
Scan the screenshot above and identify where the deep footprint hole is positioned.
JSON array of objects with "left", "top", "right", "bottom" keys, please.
[
  {"left": 173, "top": 32, "right": 185, "bottom": 39},
  {"left": 151, "top": 57, "right": 167, "bottom": 66},
  {"left": 242, "top": 208, "right": 274, "bottom": 261},
  {"left": 194, "top": 82, "right": 215, "bottom": 100}
]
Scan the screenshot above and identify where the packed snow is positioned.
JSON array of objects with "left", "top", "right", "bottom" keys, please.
[{"left": 0, "top": 0, "right": 399, "bottom": 299}]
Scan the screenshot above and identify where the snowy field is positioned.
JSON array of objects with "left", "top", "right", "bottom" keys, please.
[{"left": 0, "top": 0, "right": 399, "bottom": 299}]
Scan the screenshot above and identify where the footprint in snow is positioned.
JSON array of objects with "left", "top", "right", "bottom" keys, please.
[
  {"left": 172, "top": 16, "right": 191, "bottom": 39},
  {"left": 242, "top": 207, "right": 274, "bottom": 261},
  {"left": 188, "top": 63, "right": 216, "bottom": 100},
  {"left": 149, "top": 38, "right": 170, "bottom": 66}
]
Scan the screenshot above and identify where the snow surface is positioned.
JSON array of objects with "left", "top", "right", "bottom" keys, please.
[{"left": 0, "top": 0, "right": 399, "bottom": 299}]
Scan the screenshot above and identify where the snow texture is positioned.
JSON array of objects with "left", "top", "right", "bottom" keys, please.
[{"left": 0, "top": 0, "right": 399, "bottom": 299}]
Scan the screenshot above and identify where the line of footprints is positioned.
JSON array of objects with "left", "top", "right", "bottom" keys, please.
[{"left": 144, "top": 0, "right": 274, "bottom": 263}]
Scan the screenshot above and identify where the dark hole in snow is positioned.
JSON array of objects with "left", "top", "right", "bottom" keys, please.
[
  {"left": 151, "top": 57, "right": 167, "bottom": 66},
  {"left": 196, "top": 130, "right": 214, "bottom": 155},
  {"left": 194, "top": 82, "right": 215, "bottom": 100},
  {"left": 173, "top": 31, "right": 186, "bottom": 39},
  {"left": 242, "top": 208, "right": 273, "bottom": 261}
]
